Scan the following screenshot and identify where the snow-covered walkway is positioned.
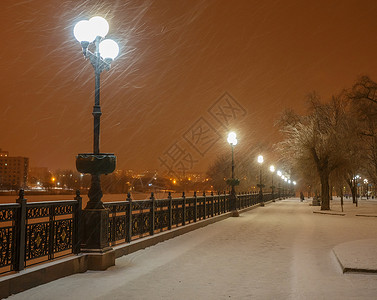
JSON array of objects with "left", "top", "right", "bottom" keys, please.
[{"left": 8, "top": 198, "right": 377, "bottom": 299}]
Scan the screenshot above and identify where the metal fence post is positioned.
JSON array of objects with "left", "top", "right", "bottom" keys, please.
[
  {"left": 126, "top": 193, "right": 132, "bottom": 243},
  {"left": 48, "top": 203, "right": 55, "bottom": 260},
  {"left": 203, "top": 191, "right": 207, "bottom": 219},
  {"left": 182, "top": 192, "right": 186, "bottom": 226},
  {"left": 168, "top": 192, "right": 172, "bottom": 230},
  {"left": 210, "top": 191, "right": 214, "bottom": 217},
  {"left": 73, "top": 189, "right": 82, "bottom": 254},
  {"left": 150, "top": 192, "right": 155, "bottom": 235},
  {"left": 15, "top": 189, "right": 26, "bottom": 271},
  {"left": 194, "top": 191, "right": 198, "bottom": 222}
]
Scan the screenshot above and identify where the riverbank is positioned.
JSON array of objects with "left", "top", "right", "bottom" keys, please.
[{"left": 0, "top": 191, "right": 183, "bottom": 205}]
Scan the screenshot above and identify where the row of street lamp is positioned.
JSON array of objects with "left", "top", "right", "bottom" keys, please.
[
  {"left": 72, "top": 16, "right": 296, "bottom": 260},
  {"left": 227, "top": 132, "right": 296, "bottom": 206}
]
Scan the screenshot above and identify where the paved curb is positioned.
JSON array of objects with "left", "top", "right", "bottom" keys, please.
[
  {"left": 355, "top": 214, "right": 377, "bottom": 218},
  {"left": 333, "top": 239, "right": 377, "bottom": 274},
  {"left": 313, "top": 211, "right": 345, "bottom": 216}
]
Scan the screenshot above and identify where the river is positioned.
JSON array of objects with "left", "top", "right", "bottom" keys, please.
[{"left": 0, "top": 191, "right": 182, "bottom": 206}]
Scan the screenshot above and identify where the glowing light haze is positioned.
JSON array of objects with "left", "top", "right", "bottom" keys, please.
[{"left": 1, "top": 0, "right": 377, "bottom": 172}]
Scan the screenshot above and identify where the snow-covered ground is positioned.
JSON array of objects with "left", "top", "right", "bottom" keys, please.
[{"left": 8, "top": 198, "right": 377, "bottom": 299}]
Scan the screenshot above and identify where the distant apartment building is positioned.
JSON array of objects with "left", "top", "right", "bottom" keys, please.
[
  {"left": 0, "top": 149, "right": 9, "bottom": 157},
  {"left": 0, "top": 149, "right": 29, "bottom": 189},
  {"left": 28, "top": 166, "right": 50, "bottom": 185}
]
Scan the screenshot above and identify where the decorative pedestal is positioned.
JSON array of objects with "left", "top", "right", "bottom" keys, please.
[{"left": 81, "top": 209, "right": 114, "bottom": 270}]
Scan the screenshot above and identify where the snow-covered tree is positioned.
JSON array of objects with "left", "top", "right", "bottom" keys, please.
[{"left": 278, "top": 94, "right": 357, "bottom": 210}]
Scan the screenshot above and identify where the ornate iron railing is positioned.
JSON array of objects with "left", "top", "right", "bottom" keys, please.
[
  {"left": 105, "top": 191, "right": 271, "bottom": 246},
  {"left": 0, "top": 189, "right": 285, "bottom": 274},
  {"left": 0, "top": 190, "right": 81, "bottom": 274}
]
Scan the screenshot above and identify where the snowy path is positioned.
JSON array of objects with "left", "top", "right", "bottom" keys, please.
[{"left": 8, "top": 199, "right": 377, "bottom": 299}]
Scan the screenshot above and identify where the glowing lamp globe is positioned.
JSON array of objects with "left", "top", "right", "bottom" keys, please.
[
  {"left": 99, "top": 39, "right": 119, "bottom": 60},
  {"left": 73, "top": 20, "right": 96, "bottom": 42},
  {"left": 257, "top": 155, "right": 264, "bottom": 164},
  {"left": 277, "top": 170, "right": 282, "bottom": 177},
  {"left": 269, "top": 165, "right": 275, "bottom": 173},
  {"left": 89, "top": 16, "right": 109, "bottom": 38},
  {"left": 227, "top": 132, "right": 237, "bottom": 145}
]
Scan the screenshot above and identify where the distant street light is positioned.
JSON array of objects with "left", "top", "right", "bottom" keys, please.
[
  {"left": 277, "top": 170, "right": 282, "bottom": 199},
  {"left": 269, "top": 165, "right": 275, "bottom": 200},
  {"left": 354, "top": 175, "right": 360, "bottom": 207},
  {"left": 364, "top": 178, "right": 369, "bottom": 199},
  {"left": 227, "top": 132, "right": 239, "bottom": 216},
  {"left": 73, "top": 16, "right": 119, "bottom": 262},
  {"left": 257, "top": 155, "right": 264, "bottom": 206}
]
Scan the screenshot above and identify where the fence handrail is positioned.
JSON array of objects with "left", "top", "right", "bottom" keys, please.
[{"left": 26, "top": 200, "right": 78, "bottom": 206}]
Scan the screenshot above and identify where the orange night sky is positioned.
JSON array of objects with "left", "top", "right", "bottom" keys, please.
[{"left": 1, "top": 0, "right": 377, "bottom": 174}]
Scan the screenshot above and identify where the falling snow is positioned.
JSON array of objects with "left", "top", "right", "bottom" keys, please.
[{"left": 1, "top": 0, "right": 377, "bottom": 173}]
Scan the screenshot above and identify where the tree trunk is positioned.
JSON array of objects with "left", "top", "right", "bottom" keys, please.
[
  {"left": 346, "top": 179, "right": 356, "bottom": 204},
  {"left": 352, "top": 185, "right": 357, "bottom": 204},
  {"left": 320, "top": 171, "right": 330, "bottom": 210}
]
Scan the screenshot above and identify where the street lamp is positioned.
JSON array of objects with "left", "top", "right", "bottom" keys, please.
[
  {"left": 269, "top": 165, "right": 275, "bottom": 200},
  {"left": 363, "top": 178, "right": 368, "bottom": 199},
  {"left": 74, "top": 16, "right": 120, "bottom": 209},
  {"left": 227, "top": 132, "right": 239, "bottom": 216},
  {"left": 73, "top": 16, "right": 119, "bottom": 261},
  {"left": 277, "top": 170, "right": 282, "bottom": 199},
  {"left": 257, "top": 155, "right": 264, "bottom": 206},
  {"left": 354, "top": 175, "right": 360, "bottom": 206}
]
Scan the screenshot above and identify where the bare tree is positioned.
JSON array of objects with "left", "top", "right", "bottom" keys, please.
[
  {"left": 347, "top": 76, "right": 377, "bottom": 194},
  {"left": 278, "top": 94, "right": 356, "bottom": 210}
]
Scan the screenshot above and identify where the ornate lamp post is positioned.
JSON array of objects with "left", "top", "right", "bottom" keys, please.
[
  {"left": 293, "top": 181, "right": 297, "bottom": 197},
  {"left": 257, "top": 155, "right": 264, "bottom": 206},
  {"left": 354, "top": 175, "right": 360, "bottom": 207},
  {"left": 284, "top": 177, "right": 288, "bottom": 197},
  {"left": 269, "top": 165, "right": 275, "bottom": 201},
  {"left": 281, "top": 175, "right": 286, "bottom": 197},
  {"left": 73, "top": 16, "right": 119, "bottom": 268},
  {"left": 227, "top": 132, "right": 239, "bottom": 216},
  {"left": 363, "top": 178, "right": 368, "bottom": 199}
]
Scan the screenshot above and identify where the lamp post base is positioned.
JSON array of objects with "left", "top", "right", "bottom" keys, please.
[
  {"left": 231, "top": 210, "right": 240, "bottom": 217},
  {"left": 81, "top": 209, "right": 111, "bottom": 251},
  {"left": 85, "top": 250, "right": 115, "bottom": 271},
  {"left": 81, "top": 209, "right": 114, "bottom": 270}
]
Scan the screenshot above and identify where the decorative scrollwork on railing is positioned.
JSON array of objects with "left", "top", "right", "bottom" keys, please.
[
  {"left": 26, "top": 222, "right": 49, "bottom": 260},
  {"left": 27, "top": 207, "right": 50, "bottom": 219},
  {"left": 54, "top": 219, "right": 73, "bottom": 253},
  {"left": 172, "top": 206, "right": 183, "bottom": 227},
  {"left": 114, "top": 216, "right": 126, "bottom": 241},
  {"left": 132, "top": 212, "right": 151, "bottom": 236},
  {"left": 54, "top": 205, "right": 74, "bottom": 216},
  {"left": 132, "top": 200, "right": 152, "bottom": 211},
  {"left": 1, "top": 197, "right": 80, "bottom": 274},
  {"left": 155, "top": 210, "right": 169, "bottom": 231},
  {"left": 185, "top": 199, "right": 195, "bottom": 223},
  {"left": 0, "top": 227, "right": 14, "bottom": 268},
  {"left": 105, "top": 203, "right": 128, "bottom": 213},
  {"left": 0, "top": 208, "right": 17, "bottom": 222}
]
